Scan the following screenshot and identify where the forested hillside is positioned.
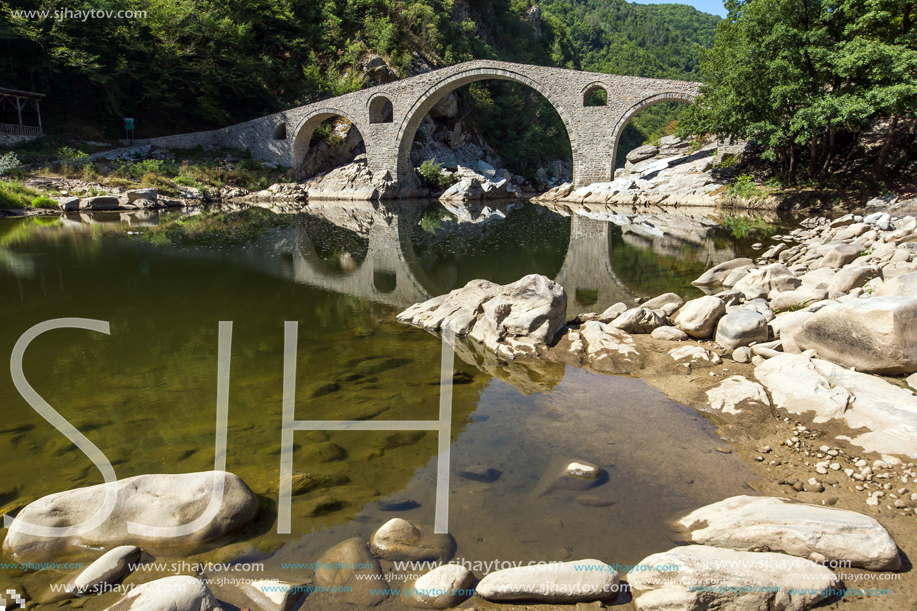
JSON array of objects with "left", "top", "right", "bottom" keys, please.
[{"left": 0, "top": 0, "right": 719, "bottom": 171}]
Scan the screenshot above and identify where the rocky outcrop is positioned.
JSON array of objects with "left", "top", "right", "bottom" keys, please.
[
  {"left": 537, "top": 135, "right": 749, "bottom": 207},
  {"left": 3, "top": 471, "right": 258, "bottom": 560},
  {"left": 677, "top": 495, "right": 901, "bottom": 570},
  {"left": 299, "top": 159, "right": 398, "bottom": 201},
  {"left": 755, "top": 353, "right": 917, "bottom": 457},
  {"left": 396, "top": 275, "right": 567, "bottom": 360}
]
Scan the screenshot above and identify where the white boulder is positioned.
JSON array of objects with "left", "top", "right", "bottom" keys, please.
[
  {"left": 628, "top": 546, "right": 839, "bottom": 611},
  {"left": 475, "top": 559, "right": 618, "bottom": 603},
  {"left": 677, "top": 495, "right": 901, "bottom": 571}
]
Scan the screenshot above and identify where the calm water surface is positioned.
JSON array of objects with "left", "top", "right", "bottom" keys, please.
[{"left": 0, "top": 200, "right": 791, "bottom": 603}]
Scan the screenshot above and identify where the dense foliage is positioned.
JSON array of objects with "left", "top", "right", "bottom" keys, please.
[
  {"left": 0, "top": 0, "right": 721, "bottom": 171},
  {"left": 679, "top": 0, "right": 917, "bottom": 181}
]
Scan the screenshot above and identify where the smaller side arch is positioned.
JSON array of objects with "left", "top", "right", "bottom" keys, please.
[
  {"left": 290, "top": 107, "right": 364, "bottom": 169},
  {"left": 582, "top": 82, "right": 608, "bottom": 106},
  {"left": 609, "top": 92, "right": 697, "bottom": 170},
  {"left": 272, "top": 122, "right": 287, "bottom": 140},
  {"left": 368, "top": 95, "right": 394, "bottom": 124}
]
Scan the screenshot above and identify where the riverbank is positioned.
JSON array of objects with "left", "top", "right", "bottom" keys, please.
[{"left": 396, "top": 206, "right": 917, "bottom": 609}]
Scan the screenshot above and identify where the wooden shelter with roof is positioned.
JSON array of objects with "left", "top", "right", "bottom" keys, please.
[{"left": 0, "top": 87, "right": 44, "bottom": 137}]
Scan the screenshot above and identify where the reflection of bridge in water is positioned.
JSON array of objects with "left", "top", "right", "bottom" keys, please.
[{"left": 260, "top": 201, "right": 731, "bottom": 314}]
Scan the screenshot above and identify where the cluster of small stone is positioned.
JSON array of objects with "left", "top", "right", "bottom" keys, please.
[{"left": 767, "top": 417, "right": 917, "bottom": 516}]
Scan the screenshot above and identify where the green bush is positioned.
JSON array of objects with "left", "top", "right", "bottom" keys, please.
[
  {"left": 30, "top": 196, "right": 58, "bottom": 208},
  {"left": 726, "top": 174, "right": 763, "bottom": 201},
  {"left": 419, "top": 158, "right": 457, "bottom": 189},
  {"left": 130, "top": 159, "right": 176, "bottom": 179},
  {"left": 0, "top": 152, "right": 21, "bottom": 176}
]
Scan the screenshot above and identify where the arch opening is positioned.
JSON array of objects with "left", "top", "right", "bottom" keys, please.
[
  {"left": 369, "top": 96, "right": 394, "bottom": 124},
  {"left": 396, "top": 69, "right": 577, "bottom": 190},
  {"left": 373, "top": 269, "right": 397, "bottom": 293},
  {"left": 583, "top": 85, "right": 608, "bottom": 107},
  {"left": 291, "top": 112, "right": 366, "bottom": 180},
  {"left": 612, "top": 94, "right": 696, "bottom": 171},
  {"left": 273, "top": 122, "right": 287, "bottom": 140}
]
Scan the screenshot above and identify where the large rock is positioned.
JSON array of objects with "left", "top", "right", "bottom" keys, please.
[
  {"left": 626, "top": 144, "right": 659, "bottom": 163},
  {"left": 826, "top": 265, "right": 882, "bottom": 293},
  {"left": 875, "top": 272, "right": 917, "bottom": 299},
  {"left": 611, "top": 307, "right": 666, "bottom": 334},
  {"left": 641, "top": 293, "right": 684, "bottom": 311},
  {"left": 314, "top": 538, "right": 389, "bottom": 607},
  {"left": 475, "top": 559, "right": 618, "bottom": 603},
  {"left": 755, "top": 353, "right": 917, "bottom": 456},
  {"left": 627, "top": 546, "right": 839, "bottom": 611},
  {"left": 370, "top": 518, "right": 456, "bottom": 563},
  {"left": 71, "top": 545, "right": 141, "bottom": 595},
  {"left": 3, "top": 472, "right": 258, "bottom": 560},
  {"left": 692, "top": 259, "right": 755, "bottom": 287},
  {"left": 57, "top": 197, "right": 80, "bottom": 211},
  {"left": 80, "top": 196, "right": 120, "bottom": 211},
  {"left": 791, "top": 297, "right": 917, "bottom": 374},
  {"left": 715, "top": 309, "right": 769, "bottom": 351},
  {"left": 126, "top": 188, "right": 157, "bottom": 203},
  {"left": 677, "top": 495, "right": 901, "bottom": 571},
  {"left": 578, "top": 321, "right": 643, "bottom": 373},
  {"left": 734, "top": 264, "right": 801, "bottom": 293},
  {"left": 819, "top": 244, "right": 864, "bottom": 269},
  {"left": 397, "top": 275, "right": 566, "bottom": 360},
  {"left": 770, "top": 289, "right": 828, "bottom": 313},
  {"left": 674, "top": 296, "right": 726, "bottom": 339},
  {"left": 102, "top": 576, "right": 219, "bottom": 611},
  {"left": 403, "top": 564, "right": 474, "bottom": 609},
  {"left": 769, "top": 311, "right": 815, "bottom": 353}
]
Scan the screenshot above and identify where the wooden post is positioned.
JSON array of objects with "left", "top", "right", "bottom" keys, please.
[
  {"left": 16, "top": 95, "right": 23, "bottom": 127},
  {"left": 34, "top": 99, "right": 42, "bottom": 133}
]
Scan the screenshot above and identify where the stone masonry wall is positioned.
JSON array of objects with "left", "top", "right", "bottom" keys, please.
[{"left": 148, "top": 60, "right": 701, "bottom": 197}]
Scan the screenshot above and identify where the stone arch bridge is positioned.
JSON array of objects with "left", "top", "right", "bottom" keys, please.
[{"left": 150, "top": 60, "right": 700, "bottom": 197}]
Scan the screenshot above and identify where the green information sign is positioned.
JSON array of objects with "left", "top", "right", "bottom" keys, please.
[{"left": 124, "top": 118, "right": 134, "bottom": 130}]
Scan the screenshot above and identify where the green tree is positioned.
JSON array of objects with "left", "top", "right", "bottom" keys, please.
[{"left": 680, "top": 0, "right": 917, "bottom": 181}]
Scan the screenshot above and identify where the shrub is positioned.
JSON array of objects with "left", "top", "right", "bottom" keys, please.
[
  {"left": 30, "top": 195, "right": 57, "bottom": 208},
  {"left": 0, "top": 151, "right": 21, "bottom": 175},
  {"left": 726, "top": 174, "right": 763, "bottom": 201},
  {"left": 419, "top": 158, "right": 457, "bottom": 189},
  {"left": 58, "top": 146, "right": 89, "bottom": 176}
]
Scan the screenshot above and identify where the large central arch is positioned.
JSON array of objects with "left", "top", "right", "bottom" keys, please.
[
  {"left": 609, "top": 92, "right": 697, "bottom": 170},
  {"left": 393, "top": 66, "right": 578, "bottom": 185}
]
